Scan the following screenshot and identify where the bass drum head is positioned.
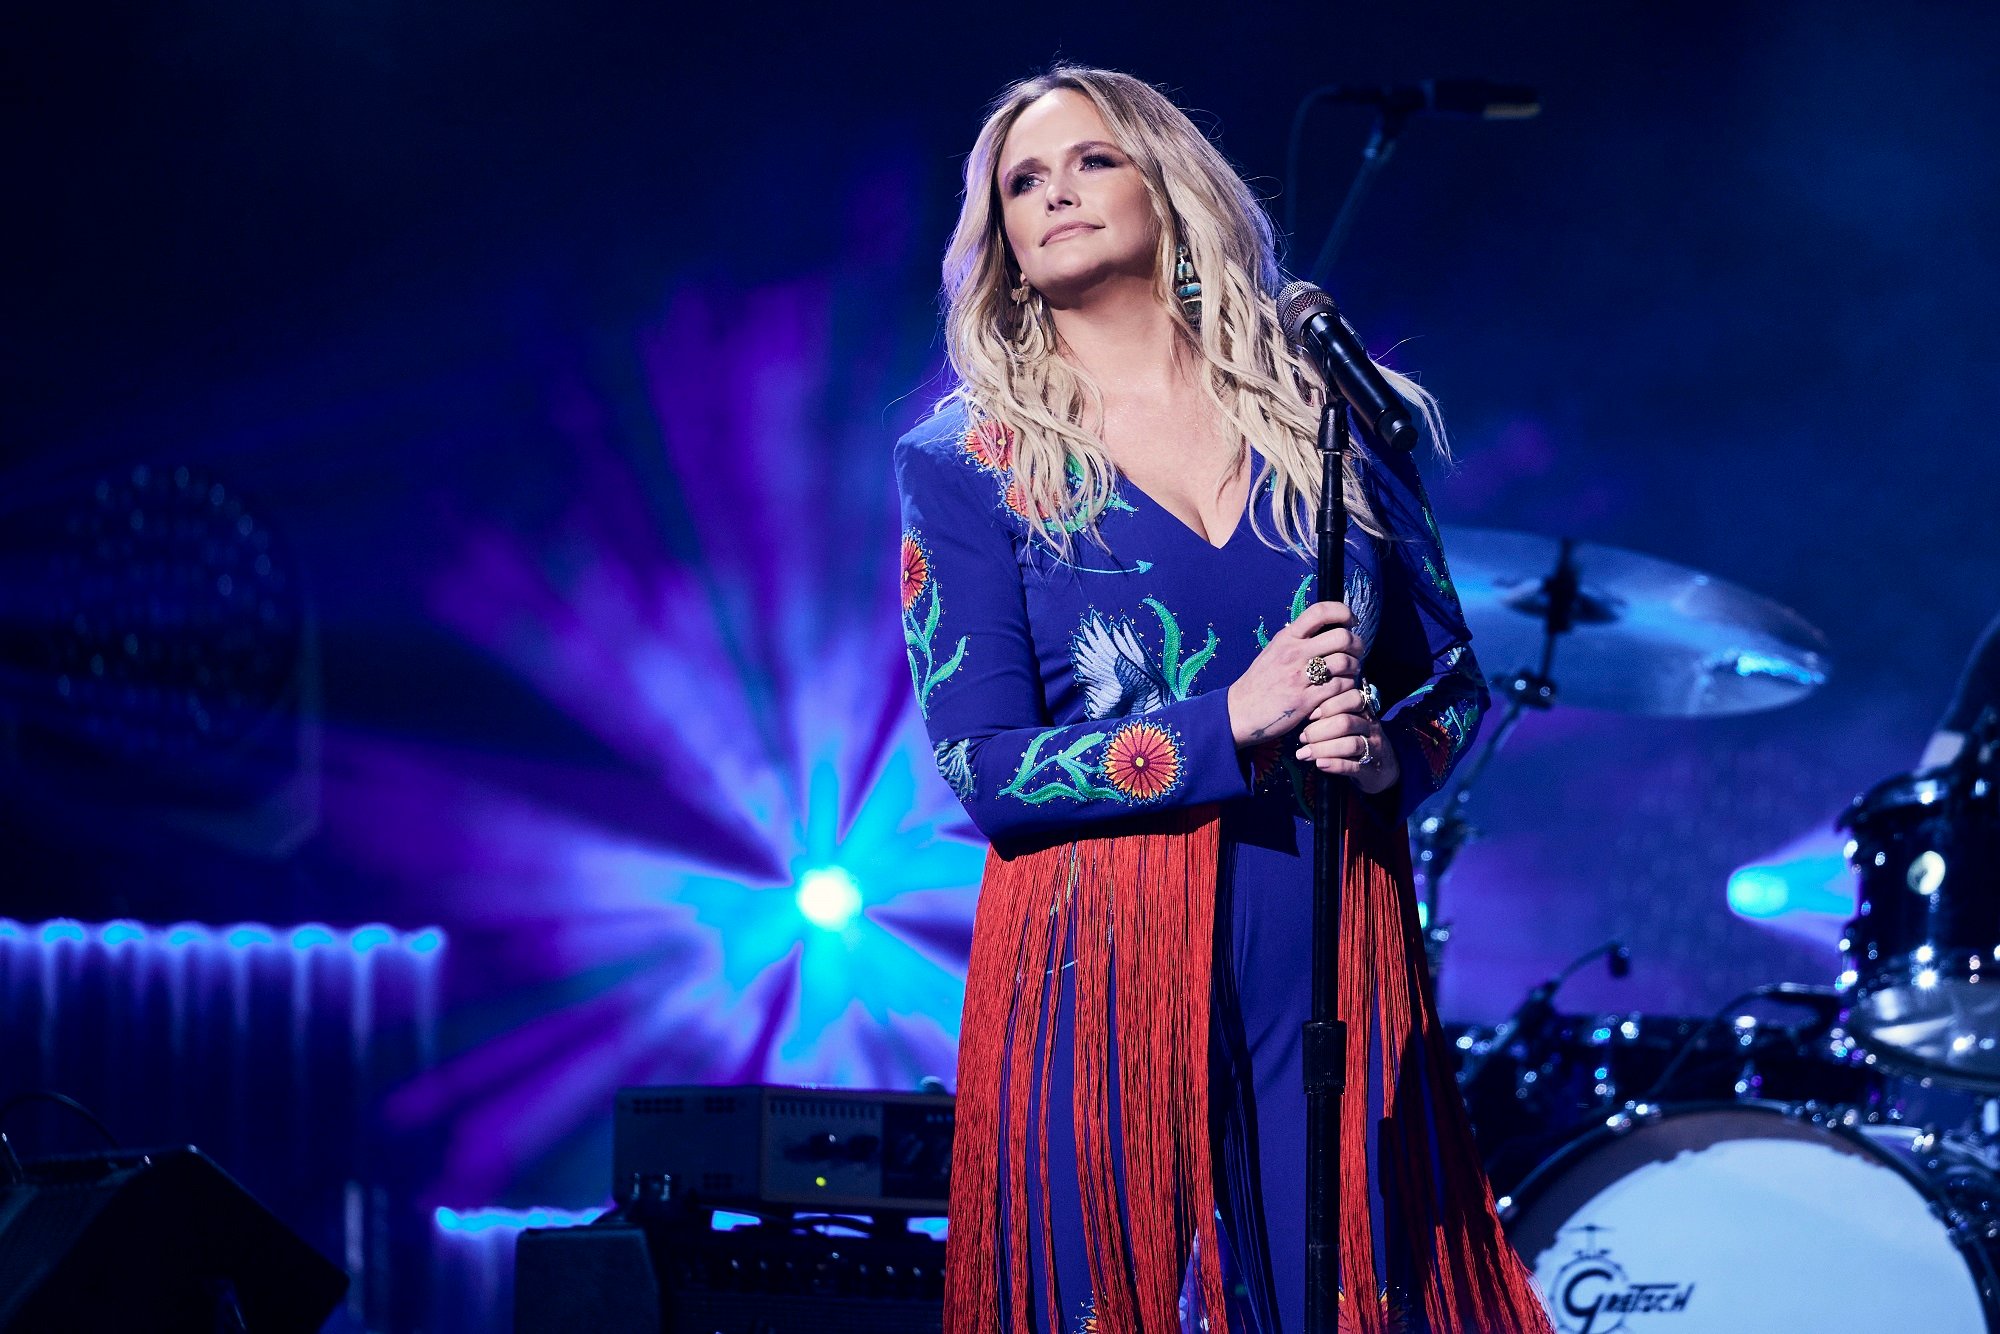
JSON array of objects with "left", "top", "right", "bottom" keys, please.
[{"left": 1504, "top": 1104, "right": 1992, "bottom": 1332}]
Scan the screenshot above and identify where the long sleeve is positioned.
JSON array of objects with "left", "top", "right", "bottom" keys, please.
[
  {"left": 894, "top": 415, "right": 1253, "bottom": 849},
  {"left": 1359, "top": 442, "right": 1490, "bottom": 821}
]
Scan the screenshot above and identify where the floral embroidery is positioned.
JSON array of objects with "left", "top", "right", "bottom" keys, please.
[
  {"left": 993, "top": 450, "right": 1134, "bottom": 536},
  {"left": 1411, "top": 695, "right": 1480, "bottom": 783},
  {"left": 899, "top": 531, "right": 928, "bottom": 610},
  {"left": 1102, "top": 721, "right": 1180, "bottom": 800},
  {"left": 1071, "top": 598, "right": 1218, "bottom": 720},
  {"left": 901, "top": 527, "right": 967, "bottom": 718},
  {"left": 1417, "top": 502, "right": 1458, "bottom": 601},
  {"left": 934, "top": 737, "right": 975, "bottom": 802},
  {"left": 962, "top": 418, "right": 1013, "bottom": 473},
  {"left": 997, "top": 720, "right": 1187, "bottom": 807},
  {"left": 1247, "top": 736, "right": 1286, "bottom": 788}
]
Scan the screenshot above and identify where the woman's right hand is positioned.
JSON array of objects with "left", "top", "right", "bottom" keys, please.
[{"left": 1225, "top": 601, "right": 1362, "bottom": 747}]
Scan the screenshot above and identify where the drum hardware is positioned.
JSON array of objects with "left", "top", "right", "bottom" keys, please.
[
  {"left": 1456, "top": 975, "right": 1891, "bottom": 1199},
  {"left": 1419, "top": 528, "right": 1833, "bottom": 985},
  {"left": 1632, "top": 980, "right": 1854, "bottom": 1105},
  {"left": 1456, "top": 938, "right": 1630, "bottom": 1103},
  {"left": 1415, "top": 538, "right": 1577, "bottom": 981},
  {"left": 1837, "top": 704, "right": 2000, "bottom": 1091}
]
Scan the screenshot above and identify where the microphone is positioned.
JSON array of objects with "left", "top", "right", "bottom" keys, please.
[
  {"left": 1321, "top": 79, "right": 1541, "bottom": 121},
  {"left": 1276, "top": 280, "right": 1418, "bottom": 452}
]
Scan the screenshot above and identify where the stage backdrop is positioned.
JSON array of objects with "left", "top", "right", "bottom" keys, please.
[{"left": 7, "top": 2, "right": 1997, "bottom": 1328}]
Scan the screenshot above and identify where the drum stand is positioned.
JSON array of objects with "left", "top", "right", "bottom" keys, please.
[{"left": 1414, "top": 538, "right": 1581, "bottom": 984}]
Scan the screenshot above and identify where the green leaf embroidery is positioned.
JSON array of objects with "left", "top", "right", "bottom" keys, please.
[
  {"left": 902, "top": 537, "right": 970, "bottom": 719},
  {"left": 1177, "top": 629, "right": 1219, "bottom": 694},
  {"left": 999, "top": 729, "right": 1109, "bottom": 799},
  {"left": 1289, "top": 573, "right": 1315, "bottom": 622},
  {"left": 920, "top": 582, "right": 941, "bottom": 643},
  {"left": 1145, "top": 597, "right": 1184, "bottom": 692}
]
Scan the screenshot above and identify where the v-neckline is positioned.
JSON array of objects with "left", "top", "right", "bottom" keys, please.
[{"left": 1117, "top": 471, "right": 1253, "bottom": 552}]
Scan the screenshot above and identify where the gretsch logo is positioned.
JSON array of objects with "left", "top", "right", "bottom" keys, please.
[{"left": 1550, "top": 1227, "right": 1695, "bottom": 1334}]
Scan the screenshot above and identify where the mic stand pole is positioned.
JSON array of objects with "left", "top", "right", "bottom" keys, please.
[
  {"left": 1304, "top": 397, "right": 1351, "bottom": 1333},
  {"left": 1306, "top": 108, "right": 1413, "bottom": 286}
]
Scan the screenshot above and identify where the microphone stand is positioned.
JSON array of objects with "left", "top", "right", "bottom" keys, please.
[
  {"left": 1303, "top": 397, "right": 1351, "bottom": 1334},
  {"left": 1306, "top": 108, "right": 1414, "bottom": 287}
]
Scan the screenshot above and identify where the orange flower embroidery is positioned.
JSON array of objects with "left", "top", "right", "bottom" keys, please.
[
  {"left": 1248, "top": 737, "right": 1284, "bottom": 788},
  {"left": 962, "top": 418, "right": 1014, "bottom": 472},
  {"left": 1103, "top": 722, "right": 1180, "bottom": 801},
  {"left": 900, "top": 531, "right": 929, "bottom": 611}
]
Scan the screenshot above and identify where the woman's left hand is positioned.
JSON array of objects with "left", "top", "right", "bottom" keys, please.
[{"left": 1295, "top": 686, "right": 1399, "bottom": 796}]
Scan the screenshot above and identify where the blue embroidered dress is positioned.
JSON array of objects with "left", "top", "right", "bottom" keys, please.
[{"left": 897, "top": 400, "right": 1488, "bottom": 1333}]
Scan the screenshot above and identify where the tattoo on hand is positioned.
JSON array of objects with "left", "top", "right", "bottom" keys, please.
[{"left": 1248, "top": 707, "right": 1296, "bottom": 742}]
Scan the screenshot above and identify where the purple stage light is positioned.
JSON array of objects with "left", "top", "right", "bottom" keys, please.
[{"left": 339, "top": 277, "right": 977, "bottom": 1216}]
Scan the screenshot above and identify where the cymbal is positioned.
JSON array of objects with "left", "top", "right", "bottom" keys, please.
[{"left": 1440, "top": 526, "right": 1832, "bottom": 717}]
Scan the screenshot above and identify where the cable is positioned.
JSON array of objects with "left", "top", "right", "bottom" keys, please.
[{"left": 0, "top": 1089, "right": 122, "bottom": 1149}]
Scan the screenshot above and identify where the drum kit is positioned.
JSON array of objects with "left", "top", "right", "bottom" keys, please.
[{"left": 1432, "top": 526, "right": 2000, "bottom": 1331}]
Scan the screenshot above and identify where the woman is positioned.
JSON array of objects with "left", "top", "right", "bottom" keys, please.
[{"left": 895, "top": 66, "right": 1552, "bottom": 1334}]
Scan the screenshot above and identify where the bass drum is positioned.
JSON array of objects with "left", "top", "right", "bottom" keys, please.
[{"left": 1501, "top": 1103, "right": 1999, "bottom": 1332}]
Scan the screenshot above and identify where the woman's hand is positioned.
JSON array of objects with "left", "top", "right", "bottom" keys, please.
[
  {"left": 1226, "top": 600, "right": 1363, "bottom": 748},
  {"left": 1295, "top": 685, "right": 1399, "bottom": 796}
]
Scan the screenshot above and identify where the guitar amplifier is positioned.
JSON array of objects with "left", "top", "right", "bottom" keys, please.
[{"left": 612, "top": 1085, "right": 953, "bottom": 1213}]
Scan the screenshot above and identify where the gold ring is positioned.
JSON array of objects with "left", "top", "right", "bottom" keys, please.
[{"left": 1305, "top": 656, "right": 1333, "bottom": 686}]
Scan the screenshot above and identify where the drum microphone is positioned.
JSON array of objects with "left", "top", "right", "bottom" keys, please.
[
  {"left": 1318, "top": 79, "right": 1541, "bottom": 121},
  {"left": 1276, "top": 281, "right": 1419, "bottom": 452},
  {"left": 1458, "top": 941, "right": 1630, "bottom": 1096}
]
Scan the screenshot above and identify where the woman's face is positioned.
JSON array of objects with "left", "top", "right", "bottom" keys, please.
[{"left": 997, "top": 89, "right": 1160, "bottom": 306}]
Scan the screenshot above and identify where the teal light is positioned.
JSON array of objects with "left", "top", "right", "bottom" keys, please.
[
  {"left": 1727, "top": 850, "right": 1853, "bottom": 923},
  {"left": 1727, "top": 867, "right": 1791, "bottom": 918},
  {"left": 796, "top": 866, "right": 863, "bottom": 931}
]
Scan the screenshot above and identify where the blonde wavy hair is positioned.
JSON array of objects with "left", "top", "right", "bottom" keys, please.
[{"left": 938, "top": 64, "right": 1444, "bottom": 557}]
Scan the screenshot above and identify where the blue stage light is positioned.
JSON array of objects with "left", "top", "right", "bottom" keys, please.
[
  {"left": 1725, "top": 840, "right": 1852, "bottom": 940},
  {"left": 433, "top": 1206, "right": 600, "bottom": 1236},
  {"left": 0, "top": 917, "right": 446, "bottom": 958},
  {"left": 434, "top": 1205, "right": 792, "bottom": 1238},
  {"left": 795, "top": 866, "right": 863, "bottom": 931},
  {"left": 350, "top": 925, "right": 396, "bottom": 954}
]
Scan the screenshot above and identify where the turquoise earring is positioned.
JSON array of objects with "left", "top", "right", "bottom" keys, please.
[{"left": 1174, "top": 243, "right": 1202, "bottom": 324}]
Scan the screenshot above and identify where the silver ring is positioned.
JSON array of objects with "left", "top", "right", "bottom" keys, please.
[{"left": 1356, "top": 734, "right": 1375, "bottom": 767}]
